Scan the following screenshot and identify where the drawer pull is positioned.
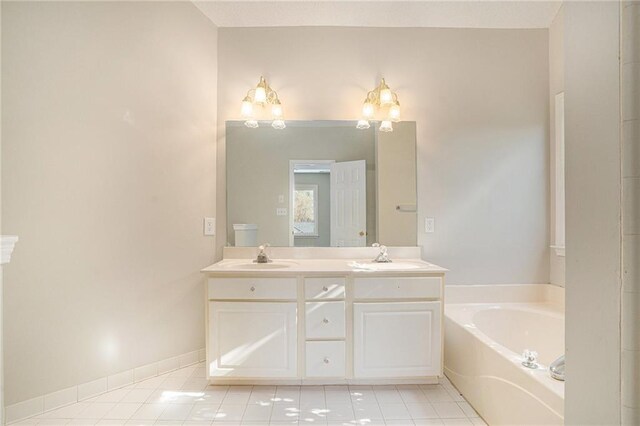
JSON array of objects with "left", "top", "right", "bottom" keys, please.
[
  {"left": 322, "top": 286, "right": 329, "bottom": 292},
  {"left": 324, "top": 357, "right": 330, "bottom": 364},
  {"left": 250, "top": 286, "right": 256, "bottom": 292},
  {"left": 322, "top": 318, "right": 330, "bottom": 324}
]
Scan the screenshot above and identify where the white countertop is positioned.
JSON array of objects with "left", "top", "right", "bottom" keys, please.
[{"left": 201, "top": 258, "right": 447, "bottom": 275}]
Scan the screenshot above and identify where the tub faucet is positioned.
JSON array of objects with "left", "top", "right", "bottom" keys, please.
[
  {"left": 255, "top": 244, "right": 272, "bottom": 264},
  {"left": 372, "top": 243, "right": 392, "bottom": 263},
  {"left": 521, "top": 349, "right": 539, "bottom": 369},
  {"left": 549, "top": 355, "right": 565, "bottom": 381}
]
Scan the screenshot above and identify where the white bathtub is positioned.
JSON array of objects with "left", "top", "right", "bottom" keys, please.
[{"left": 444, "top": 285, "right": 565, "bottom": 425}]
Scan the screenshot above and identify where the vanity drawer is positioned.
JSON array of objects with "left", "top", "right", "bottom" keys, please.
[
  {"left": 208, "top": 278, "right": 297, "bottom": 300},
  {"left": 304, "top": 277, "right": 346, "bottom": 300},
  {"left": 353, "top": 277, "right": 441, "bottom": 300},
  {"left": 305, "top": 341, "right": 346, "bottom": 377},
  {"left": 305, "top": 301, "right": 346, "bottom": 339}
]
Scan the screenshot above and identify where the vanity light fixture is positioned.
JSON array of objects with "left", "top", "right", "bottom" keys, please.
[
  {"left": 240, "top": 76, "right": 286, "bottom": 129},
  {"left": 357, "top": 78, "right": 401, "bottom": 132}
]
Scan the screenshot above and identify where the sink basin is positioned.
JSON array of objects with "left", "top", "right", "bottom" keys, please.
[
  {"left": 223, "top": 261, "right": 298, "bottom": 270},
  {"left": 349, "top": 261, "right": 423, "bottom": 271}
]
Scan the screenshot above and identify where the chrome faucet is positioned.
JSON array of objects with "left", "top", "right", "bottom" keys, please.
[
  {"left": 549, "top": 355, "right": 565, "bottom": 381},
  {"left": 255, "top": 244, "right": 272, "bottom": 264},
  {"left": 372, "top": 243, "right": 392, "bottom": 263}
]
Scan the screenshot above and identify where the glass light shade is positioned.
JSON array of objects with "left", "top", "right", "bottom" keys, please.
[
  {"left": 379, "top": 120, "right": 393, "bottom": 132},
  {"left": 254, "top": 86, "right": 267, "bottom": 104},
  {"left": 389, "top": 102, "right": 401, "bottom": 122},
  {"left": 241, "top": 99, "right": 253, "bottom": 118},
  {"left": 244, "top": 119, "right": 259, "bottom": 128},
  {"left": 356, "top": 119, "right": 370, "bottom": 130},
  {"left": 379, "top": 88, "right": 393, "bottom": 106},
  {"left": 272, "top": 119, "right": 286, "bottom": 130},
  {"left": 271, "top": 103, "right": 283, "bottom": 118},
  {"left": 362, "top": 101, "right": 375, "bottom": 118}
]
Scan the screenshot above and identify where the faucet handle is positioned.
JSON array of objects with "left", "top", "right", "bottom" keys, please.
[
  {"left": 372, "top": 243, "right": 380, "bottom": 248},
  {"left": 523, "top": 349, "right": 538, "bottom": 362},
  {"left": 522, "top": 349, "right": 539, "bottom": 368}
]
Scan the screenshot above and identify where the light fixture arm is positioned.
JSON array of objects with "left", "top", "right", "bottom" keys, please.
[{"left": 267, "top": 89, "right": 280, "bottom": 104}]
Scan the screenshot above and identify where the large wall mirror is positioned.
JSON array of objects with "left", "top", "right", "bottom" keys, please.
[{"left": 226, "top": 120, "right": 417, "bottom": 247}]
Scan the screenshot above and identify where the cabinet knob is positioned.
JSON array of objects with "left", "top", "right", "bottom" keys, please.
[
  {"left": 324, "top": 357, "right": 330, "bottom": 364},
  {"left": 322, "top": 286, "right": 329, "bottom": 292},
  {"left": 322, "top": 318, "right": 330, "bottom": 324},
  {"left": 250, "top": 286, "right": 256, "bottom": 292}
]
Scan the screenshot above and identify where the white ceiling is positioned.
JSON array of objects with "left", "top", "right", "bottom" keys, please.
[{"left": 194, "top": 1, "right": 562, "bottom": 29}]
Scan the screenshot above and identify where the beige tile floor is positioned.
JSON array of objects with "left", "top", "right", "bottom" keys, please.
[{"left": 12, "top": 362, "right": 486, "bottom": 426}]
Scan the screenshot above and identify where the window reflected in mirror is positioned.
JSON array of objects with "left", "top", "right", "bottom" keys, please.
[{"left": 294, "top": 184, "right": 319, "bottom": 238}]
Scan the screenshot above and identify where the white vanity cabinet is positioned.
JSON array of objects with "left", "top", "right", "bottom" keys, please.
[
  {"left": 208, "top": 301, "right": 298, "bottom": 378},
  {"left": 353, "top": 302, "right": 441, "bottom": 378},
  {"left": 204, "top": 260, "right": 445, "bottom": 384},
  {"left": 207, "top": 277, "right": 298, "bottom": 378}
]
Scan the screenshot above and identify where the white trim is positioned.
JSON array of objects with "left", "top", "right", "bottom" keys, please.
[
  {"left": 77, "top": 378, "right": 107, "bottom": 401},
  {"left": 554, "top": 92, "right": 566, "bottom": 253},
  {"left": 6, "top": 348, "right": 205, "bottom": 424}
]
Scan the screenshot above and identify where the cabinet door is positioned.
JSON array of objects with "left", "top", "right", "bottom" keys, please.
[
  {"left": 208, "top": 302, "right": 297, "bottom": 378},
  {"left": 353, "top": 302, "right": 441, "bottom": 378}
]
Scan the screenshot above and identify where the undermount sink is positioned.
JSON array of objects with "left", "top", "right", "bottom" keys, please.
[
  {"left": 224, "top": 261, "right": 298, "bottom": 270},
  {"left": 349, "top": 261, "right": 423, "bottom": 271}
]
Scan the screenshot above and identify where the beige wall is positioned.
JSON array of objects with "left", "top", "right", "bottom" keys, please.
[
  {"left": 564, "top": 2, "right": 622, "bottom": 423},
  {"left": 549, "top": 6, "right": 566, "bottom": 287},
  {"left": 621, "top": 1, "right": 640, "bottom": 424},
  {"left": 217, "top": 27, "right": 550, "bottom": 285},
  {"left": 1, "top": 1, "right": 218, "bottom": 405},
  {"left": 0, "top": 1, "right": 4, "bottom": 421}
]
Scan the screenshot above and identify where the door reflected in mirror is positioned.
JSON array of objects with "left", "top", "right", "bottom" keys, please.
[
  {"left": 291, "top": 159, "right": 366, "bottom": 247},
  {"left": 226, "top": 121, "right": 417, "bottom": 247}
]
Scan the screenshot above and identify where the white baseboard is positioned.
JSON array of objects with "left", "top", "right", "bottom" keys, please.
[{"left": 6, "top": 348, "right": 206, "bottom": 424}]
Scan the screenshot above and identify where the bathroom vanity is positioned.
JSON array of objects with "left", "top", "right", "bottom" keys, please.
[{"left": 202, "top": 247, "right": 446, "bottom": 384}]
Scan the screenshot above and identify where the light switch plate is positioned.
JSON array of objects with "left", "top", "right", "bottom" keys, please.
[
  {"left": 425, "top": 217, "right": 435, "bottom": 233},
  {"left": 204, "top": 217, "right": 215, "bottom": 236},
  {"left": 276, "top": 208, "right": 288, "bottom": 216}
]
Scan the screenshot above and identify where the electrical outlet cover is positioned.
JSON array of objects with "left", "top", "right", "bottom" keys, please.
[
  {"left": 204, "top": 217, "right": 216, "bottom": 236},
  {"left": 425, "top": 217, "right": 435, "bottom": 233}
]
